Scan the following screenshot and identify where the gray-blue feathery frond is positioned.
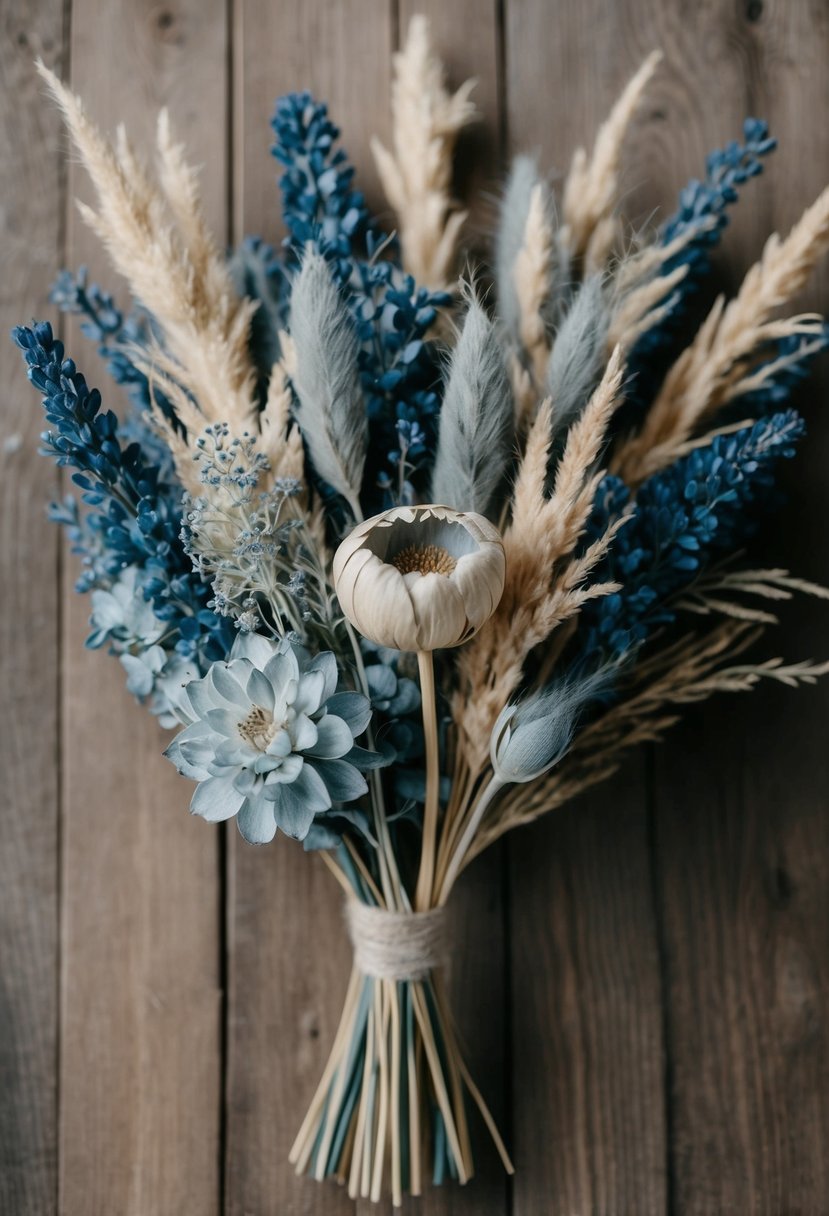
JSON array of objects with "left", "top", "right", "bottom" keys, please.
[
  {"left": 490, "top": 665, "right": 613, "bottom": 784},
  {"left": 431, "top": 296, "right": 514, "bottom": 518},
  {"left": 495, "top": 155, "right": 541, "bottom": 345},
  {"left": 289, "top": 248, "right": 367, "bottom": 519},
  {"left": 546, "top": 274, "right": 610, "bottom": 444}
]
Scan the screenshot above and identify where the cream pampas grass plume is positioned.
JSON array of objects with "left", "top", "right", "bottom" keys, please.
[
  {"left": 371, "top": 14, "right": 477, "bottom": 291},
  {"left": 560, "top": 50, "right": 662, "bottom": 268}
]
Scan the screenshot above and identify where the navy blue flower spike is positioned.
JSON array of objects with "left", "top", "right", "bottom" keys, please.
[
  {"left": 625, "top": 120, "right": 777, "bottom": 410},
  {"left": 579, "top": 409, "right": 805, "bottom": 662},
  {"left": 271, "top": 91, "right": 374, "bottom": 263},
  {"left": 12, "top": 322, "right": 231, "bottom": 667}
]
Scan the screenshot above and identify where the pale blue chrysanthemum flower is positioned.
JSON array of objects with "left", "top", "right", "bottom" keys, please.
[{"left": 164, "top": 633, "right": 372, "bottom": 845}]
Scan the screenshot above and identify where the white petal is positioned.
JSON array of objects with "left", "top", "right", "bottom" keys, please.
[
  {"left": 292, "top": 669, "right": 325, "bottom": 716},
  {"left": 236, "top": 795, "right": 278, "bottom": 844},
  {"left": 408, "top": 574, "right": 467, "bottom": 650},
  {"left": 306, "top": 714, "right": 354, "bottom": 759},
  {"left": 291, "top": 713, "right": 319, "bottom": 752},
  {"left": 191, "top": 774, "right": 245, "bottom": 823}
]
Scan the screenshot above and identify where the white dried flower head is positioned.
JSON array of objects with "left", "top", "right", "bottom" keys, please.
[{"left": 333, "top": 505, "right": 506, "bottom": 652}]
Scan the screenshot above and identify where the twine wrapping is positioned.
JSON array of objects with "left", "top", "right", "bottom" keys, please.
[{"left": 345, "top": 901, "right": 449, "bottom": 981}]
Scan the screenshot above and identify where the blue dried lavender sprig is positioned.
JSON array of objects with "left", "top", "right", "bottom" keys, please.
[
  {"left": 625, "top": 119, "right": 777, "bottom": 409},
  {"left": 12, "top": 321, "right": 231, "bottom": 665},
  {"left": 578, "top": 409, "right": 805, "bottom": 662},
  {"left": 50, "top": 269, "right": 176, "bottom": 424},
  {"left": 271, "top": 91, "right": 374, "bottom": 264}
]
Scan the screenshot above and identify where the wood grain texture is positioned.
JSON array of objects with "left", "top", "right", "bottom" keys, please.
[
  {"left": 509, "top": 760, "right": 667, "bottom": 1215},
  {"left": 505, "top": 5, "right": 669, "bottom": 1210},
  {"left": 59, "top": 2, "right": 226, "bottom": 1212},
  {"left": 0, "top": 3, "right": 64, "bottom": 1212},
  {"left": 226, "top": 8, "right": 394, "bottom": 1213},
  {"left": 3, "top": 1, "right": 829, "bottom": 1213},
  {"left": 225, "top": 6, "right": 509, "bottom": 1214},
  {"left": 647, "top": 4, "right": 829, "bottom": 1212}
]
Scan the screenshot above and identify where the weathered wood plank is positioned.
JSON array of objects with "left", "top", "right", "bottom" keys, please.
[
  {"left": 648, "top": 3, "right": 829, "bottom": 1211},
  {"left": 59, "top": 2, "right": 226, "bottom": 1212},
  {"left": 226, "top": 9, "right": 393, "bottom": 1213},
  {"left": 226, "top": 4, "right": 509, "bottom": 1213},
  {"left": 0, "top": 4, "right": 65, "bottom": 1212},
  {"left": 505, "top": 3, "right": 669, "bottom": 1210}
]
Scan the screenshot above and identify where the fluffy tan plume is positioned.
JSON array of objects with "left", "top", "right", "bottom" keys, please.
[
  {"left": 560, "top": 51, "right": 661, "bottom": 267},
  {"left": 614, "top": 185, "right": 829, "bottom": 484},
  {"left": 455, "top": 348, "right": 627, "bottom": 767},
  {"left": 513, "top": 182, "right": 555, "bottom": 386},
  {"left": 36, "top": 61, "right": 263, "bottom": 493},
  {"left": 371, "top": 14, "right": 477, "bottom": 291}
]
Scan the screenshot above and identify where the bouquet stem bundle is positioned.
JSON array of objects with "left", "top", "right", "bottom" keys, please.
[{"left": 290, "top": 885, "right": 510, "bottom": 1202}]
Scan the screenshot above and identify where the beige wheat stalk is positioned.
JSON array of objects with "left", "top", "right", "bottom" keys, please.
[
  {"left": 560, "top": 51, "right": 661, "bottom": 267},
  {"left": 371, "top": 15, "right": 477, "bottom": 291},
  {"left": 614, "top": 185, "right": 829, "bottom": 484},
  {"left": 455, "top": 347, "right": 627, "bottom": 767},
  {"left": 37, "top": 62, "right": 271, "bottom": 494},
  {"left": 513, "top": 181, "right": 555, "bottom": 386},
  {"left": 469, "top": 621, "right": 829, "bottom": 858}
]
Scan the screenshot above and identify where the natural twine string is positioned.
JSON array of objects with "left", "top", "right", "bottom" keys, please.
[{"left": 345, "top": 901, "right": 449, "bottom": 981}]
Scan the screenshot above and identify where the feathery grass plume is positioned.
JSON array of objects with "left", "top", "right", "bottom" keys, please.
[
  {"left": 289, "top": 249, "right": 367, "bottom": 521},
  {"left": 371, "top": 14, "right": 477, "bottom": 291},
  {"left": 614, "top": 184, "right": 829, "bottom": 483},
  {"left": 560, "top": 51, "right": 662, "bottom": 266},
  {"left": 514, "top": 182, "right": 556, "bottom": 386},
  {"left": 490, "top": 665, "right": 612, "bottom": 784},
  {"left": 676, "top": 565, "right": 829, "bottom": 625},
  {"left": 36, "top": 62, "right": 259, "bottom": 490},
  {"left": 455, "top": 349, "right": 626, "bottom": 765},
  {"left": 545, "top": 274, "right": 611, "bottom": 448},
  {"left": 496, "top": 157, "right": 552, "bottom": 347},
  {"left": 469, "top": 620, "right": 829, "bottom": 859},
  {"left": 607, "top": 234, "right": 696, "bottom": 352},
  {"left": 431, "top": 296, "right": 514, "bottom": 517}
]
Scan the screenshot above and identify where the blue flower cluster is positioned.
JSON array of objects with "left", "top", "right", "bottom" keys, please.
[
  {"left": 50, "top": 268, "right": 177, "bottom": 472},
  {"left": 625, "top": 120, "right": 777, "bottom": 410},
  {"left": 272, "top": 90, "right": 449, "bottom": 507},
  {"left": 579, "top": 409, "right": 805, "bottom": 661},
  {"left": 271, "top": 91, "right": 374, "bottom": 265},
  {"left": 12, "top": 323, "right": 232, "bottom": 674}
]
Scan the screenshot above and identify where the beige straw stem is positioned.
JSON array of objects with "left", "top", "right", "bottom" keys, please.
[
  {"left": 370, "top": 981, "right": 391, "bottom": 1201},
  {"left": 289, "top": 966, "right": 361, "bottom": 1170},
  {"left": 407, "top": 1013, "right": 422, "bottom": 1194},
  {"left": 411, "top": 981, "right": 467, "bottom": 1181},
  {"left": 414, "top": 648, "right": 441, "bottom": 910},
  {"left": 389, "top": 982, "right": 403, "bottom": 1205}
]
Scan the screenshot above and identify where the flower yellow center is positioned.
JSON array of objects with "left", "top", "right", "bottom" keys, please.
[
  {"left": 391, "top": 543, "right": 457, "bottom": 577},
  {"left": 239, "top": 704, "right": 277, "bottom": 751}
]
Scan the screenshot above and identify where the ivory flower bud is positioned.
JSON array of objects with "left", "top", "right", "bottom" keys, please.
[{"left": 333, "top": 505, "right": 506, "bottom": 652}]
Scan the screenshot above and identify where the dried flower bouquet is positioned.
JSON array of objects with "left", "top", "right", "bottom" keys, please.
[{"left": 14, "top": 14, "right": 829, "bottom": 1205}]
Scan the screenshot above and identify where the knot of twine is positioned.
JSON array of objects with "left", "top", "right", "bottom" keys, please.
[{"left": 345, "top": 902, "right": 449, "bottom": 981}]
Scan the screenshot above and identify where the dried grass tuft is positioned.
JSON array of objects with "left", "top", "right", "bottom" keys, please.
[
  {"left": 560, "top": 51, "right": 661, "bottom": 267},
  {"left": 614, "top": 185, "right": 829, "bottom": 483},
  {"left": 371, "top": 15, "right": 477, "bottom": 291}
]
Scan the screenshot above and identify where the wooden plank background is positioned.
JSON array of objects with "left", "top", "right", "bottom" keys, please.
[{"left": 1, "top": 1, "right": 827, "bottom": 1213}]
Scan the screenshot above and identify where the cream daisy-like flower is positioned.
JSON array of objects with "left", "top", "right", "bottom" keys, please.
[{"left": 333, "top": 505, "right": 506, "bottom": 652}]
